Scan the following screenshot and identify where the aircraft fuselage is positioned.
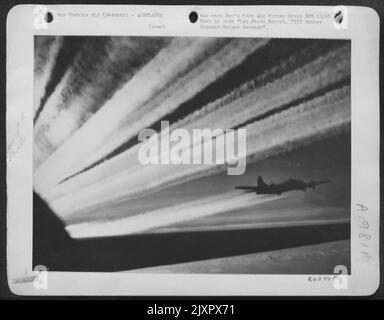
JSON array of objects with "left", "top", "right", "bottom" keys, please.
[{"left": 236, "top": 177, "right": 329, "bottom": 195}]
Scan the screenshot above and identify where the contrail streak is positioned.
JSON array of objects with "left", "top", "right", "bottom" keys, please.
[
  {"left": 33, "top": 36, "right": 171, "bottom": 168},
  {"left": 65, "top": 192, "right": 282, "bottom": 238},
  {"left": 34, "top": 36, "right": 63, "bottom": 119}
]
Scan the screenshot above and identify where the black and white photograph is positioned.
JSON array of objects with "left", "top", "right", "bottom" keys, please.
[
  {"left": 4, "top": 4, "right": 380, "bottom": 297},
  {"left": 32, "top": 36, "right": 351, "bottom": 274}
]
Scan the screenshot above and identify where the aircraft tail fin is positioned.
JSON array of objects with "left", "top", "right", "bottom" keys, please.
[{"left": 257, "top": 176, "right": 266, "bottom": 187}]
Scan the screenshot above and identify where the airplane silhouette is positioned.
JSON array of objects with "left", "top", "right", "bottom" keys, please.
[{"left": 236, "top": 176, "right": 330, "bottom": 196}]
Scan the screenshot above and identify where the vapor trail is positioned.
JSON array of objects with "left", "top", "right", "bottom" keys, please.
[
  {"left": 33, "top": 36, "right": 171, "bottom": 168},
  {"left": 34, "top": 36, "right": 63, "bottom": 118},
  {"left": 65, "top": 192, "right": 281, "bottom": 238}
]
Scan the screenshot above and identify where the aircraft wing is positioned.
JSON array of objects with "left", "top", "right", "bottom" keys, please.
[
  {"left": 311, "top": 180, "right": 330, "bottom": 186},
  {"left": 315, "top": 180, "right": 330, "bottom": 185},
  {"left": 235, "top": 186, "right": 259, "bottom": 192},
  {"left": 306, "top": 180, "right": 330, "bottom": 190}
]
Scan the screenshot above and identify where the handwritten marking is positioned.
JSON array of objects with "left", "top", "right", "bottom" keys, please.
[
  {"left": 7, "top": 113, "right": 26, "bottom": 162},
  {"left": 356, "top": 203, "right": 372, "bottom": 260}
]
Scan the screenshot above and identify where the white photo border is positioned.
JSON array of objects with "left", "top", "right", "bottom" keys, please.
[{"left": 6, "top": 5, "right": 380, "bottom": 296}]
